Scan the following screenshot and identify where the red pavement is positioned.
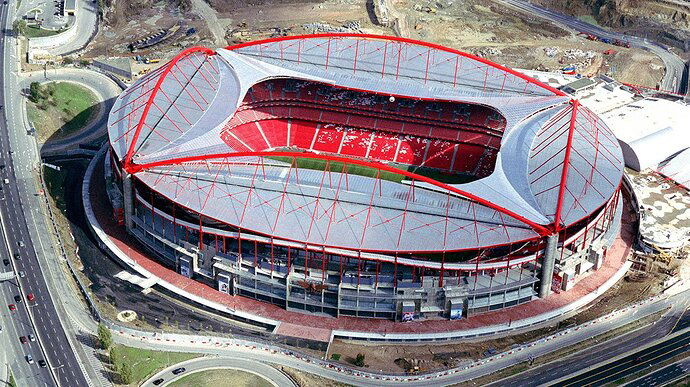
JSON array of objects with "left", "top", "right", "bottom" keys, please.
[{"left": 90, "top": 158, "right": 632, "bottom": 342}]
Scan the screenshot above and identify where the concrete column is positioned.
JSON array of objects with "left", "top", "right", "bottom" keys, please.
[
  {"left": 122, "top": 173, "right": 134, "bottom": 232},
  {"left": 539, "top": 234, "right": 559, "bottom": 298}
]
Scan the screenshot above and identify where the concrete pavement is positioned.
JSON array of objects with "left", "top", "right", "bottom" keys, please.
[{"left": 141, "top": 356, "right": 297, "bottom": 387}]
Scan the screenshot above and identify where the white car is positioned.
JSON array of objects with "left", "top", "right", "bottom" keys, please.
[
  {"left": 26, "top": 354, "right": 34, "bottom": 364},
  {"left": 3, "top": 179, "right": 7, "bottom": 184}
]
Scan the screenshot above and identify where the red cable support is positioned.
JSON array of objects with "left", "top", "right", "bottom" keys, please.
[
  {"left": 122, "top": 46, "right": 217, "bottom": 172},
  {"left": 224, "top": 33, "right": 567, "bottom": 97},
  {"left": 554, "top": 99, "right": 580, "bottom": 232},
  {"left": 126, "top": 150, "right": 552, "bottom": 236}
]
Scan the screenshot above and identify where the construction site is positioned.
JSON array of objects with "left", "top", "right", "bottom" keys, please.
[{"left": 70, "top": 0, "right": 666, "bottom": 88}]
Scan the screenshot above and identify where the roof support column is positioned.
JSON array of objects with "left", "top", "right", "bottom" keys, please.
[
  {"left": 122, "top": 173, "right": 134, "bottom": 232},
  {"left": 539, "top": 234, "right": 559, "bottom": 298}
]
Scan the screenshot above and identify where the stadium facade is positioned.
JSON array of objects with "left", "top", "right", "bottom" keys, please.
[{"left": 106, "top": 34, "right": 624, "bottom": 321}]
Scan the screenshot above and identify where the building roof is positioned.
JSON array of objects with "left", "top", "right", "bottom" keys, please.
[{"left": 107, "top": 34, "right": 624, "bottom": 253}]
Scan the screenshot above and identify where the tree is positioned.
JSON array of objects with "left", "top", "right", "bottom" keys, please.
[
  {"left": 330, "top": 353, "right": 341, "bottom": 361},
  {"left": 97, "top": 323, "right": 112, "bottom": 349},
  {"left": 29, "top": 82, "right": 42, "bottom": 103},
  {"left": 119, "top": 362, "right": 133, "bottom": 384},
  {"left": 109, "top": 346, "right": 119, "bottom": 366},
  {"left": 354, "top": 353, "right": 365, "bottom": 367},
  {"left": 12, "top": 20, "right": 27, "bottom": 36}
]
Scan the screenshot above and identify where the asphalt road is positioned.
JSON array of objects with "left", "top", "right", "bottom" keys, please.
[
  {"left": 488, "top": 301, "right": 684, "bottom": 386},
  {"left": 553, "top": 329, "right": 690, "bottom": 386},
  {"left": 624, "top": 356, "right": 690, "bottom": 386},
  {"left": 141, "top": 356, "right": 297, "bottom": 387},
  {"left": 501, "top": 0, "right": 686, "bottom": 93},
  {"left": 0, "top": 3, "right": 90, "bottom": 386}
]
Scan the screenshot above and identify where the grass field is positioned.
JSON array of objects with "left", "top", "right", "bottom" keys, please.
[
  {"left": 110, "top": 344, "right": 199, "bottom": 385},
  {"left": 24, "top": 26, "right": 61, "bottom": 38},
  {"left": 169, "top": 369, "right": 273, "bottom": 387},
  {"left": 27, "top": 81, "right": 99, "bottom": 143},
  {"left": 267, "top": 154, "right": 475, "bottom": 185}
]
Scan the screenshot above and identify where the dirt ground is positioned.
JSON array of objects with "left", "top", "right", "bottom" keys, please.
[
  {"left": 327, "top": 274, "right": 665, "bottom": 374},
  {"left": 81, "top": 0, "right": 665, "bottom": 88}
]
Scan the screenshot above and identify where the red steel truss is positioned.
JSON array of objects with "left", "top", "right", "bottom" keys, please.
[
  {"left": 121, "top": 46, "right": 217, "bottom": 172},
  {"left": 225, "top": 33, "right": 567, "bottom": 97},
  {"left": 128, "top": 150, "right": 552, "bottom": 237}
]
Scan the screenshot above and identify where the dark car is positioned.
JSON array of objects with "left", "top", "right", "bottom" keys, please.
[
  {"left": 19, "top": 335, "right": 27, "bottom": 344},
  {"left": 171, "top": 367, "right": 186, "bottom": 375},
  {"left": 13, "top": 295, "right": 21, "bottom": 303},
  {"left": 152, "top": 378, "right": 164, "bottom": 385},
  {"left": 2, "top": 258, "right": 8, "bottom": 266},
  {"left": 38, "top": 359, "right": 47, "bottom": 368}
]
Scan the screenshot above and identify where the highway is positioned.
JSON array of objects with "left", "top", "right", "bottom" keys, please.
[
  {"left": 552, "top": 329, "right": 690, "bottom": 386},
  {"left": 491, "top": 295, "right": 690, "bottom": 386},
  {"left": 141, "top": 356, "right": 297, "bottom": 387},
  {"left": 0, "top": 1, "right": 90, "bottom": 386},
  {"left": 501, "top": 0, "right": 687, "bottom": 93},
  {"left": 624, "top": 356, "right": 690, "bottom": 386}
]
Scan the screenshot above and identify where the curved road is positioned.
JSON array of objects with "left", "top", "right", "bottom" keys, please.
[
  {"left": 501, "top": 0, "right": 686, "bottom": 93},
  {"left": 141, "top": 356, "right": 297, "bottom": 387},
  {"left": 18, "top": 68, "right": 123, "bottom": 155}
]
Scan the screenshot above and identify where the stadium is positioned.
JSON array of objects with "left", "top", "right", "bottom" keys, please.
[{"left": 105, "top": 34, "right": 624, "bottom": 322}]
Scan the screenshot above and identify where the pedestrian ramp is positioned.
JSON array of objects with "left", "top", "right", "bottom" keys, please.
[
  {"left": 114, "top": 270, "right": 158, "bottom": 291},
  {"left": 0, "top": 271, "right": 14, "bottom": 281}
]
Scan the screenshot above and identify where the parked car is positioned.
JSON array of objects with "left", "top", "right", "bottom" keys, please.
[
  {"left": 27, "top": 293, "right": 35, "bottom": 302},
  {"left": 19, "top": 271, "right": 25, "bottom": 278},
  {"left": 19, "top": 335, "right": 27, "bottom": 344},
  {"left": 2, "top": 258, "right": 8, "bottom": 266},
  {"left": 26, "top": 354, "right": 34, "bottom": 364},
  {"left": 28, "top": 333, "right": 35, "bottom": 342},
  {"left": 8, "top": 304, "right": 16, "bottom": 312},
  {"left": 38, "top": 359, "right": 47, "bottom": 368},
  {"left": 13, "top": 295, "right": 21, "bottom": 303}
]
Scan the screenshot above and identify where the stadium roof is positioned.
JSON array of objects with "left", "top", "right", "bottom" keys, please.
[{"left": 107, "top": 34, "right": 624, "bottom": 253}]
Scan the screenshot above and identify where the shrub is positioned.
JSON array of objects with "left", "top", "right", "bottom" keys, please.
[{"left": 354, "top": 353, "right": 365, "bottom": 367}]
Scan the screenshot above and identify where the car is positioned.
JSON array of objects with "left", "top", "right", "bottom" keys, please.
[
  {"left": 19, "top": 335, "right": 27, "bottom": 344},
  {"left": 152, "top": 379, "right": 164, "bottom": 385},
  {"left": 19, "top": 271, "right": 25, "bottom": 278},
  {"left": 38, "top": 359, "right": 46, "bottom": 368},
  {"left": 2, "top": 258, "right": 8, "bottom": 266},
  {"left": 0, "top": 326, "right": 3, "bottom": 333},
  {"left": 171, "top": 367, "right": 186, "bottom": 375},
  {"left": 17, "top": 241, "right": 24, "bottom": 248},
  {"left": 8, "top": 304, "right": 16, "bottom": 312},
  {"left": 27, "top": 293, "right": 34, "bottom": 302},
  {"left": 28, "top": 333, "right": 35, "bottom": 342},
  {"left": 26, "top": 354, "right": 33, "bottom": 364},
  {"left": 13, "top": 295, "right": 21, "bottom": 303},
  {"left": 13, "top": 253, "right": 19, "bottom": 259},
  {"left": 3, "top": 179, "right": 8, "bottom": 184}
]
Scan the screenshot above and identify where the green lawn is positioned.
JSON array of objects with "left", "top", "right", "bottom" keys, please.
[
  {"left": 169, "top": 369, "right": 272, "bottom": 387},
  {"left": 24, "top": 26, "right": 61, "bottom": 38},
  {"left": 267, "top": 153, "right": 476, "bottom": 185},
  {"left": 577, "top": 15, "right": 602, "bottom": 28},
  {"left": 110, "top": 344, "right": 199, "bottom": 385},
  {"left": 27, "top": 81, "right": 100, "bottom": 143}
]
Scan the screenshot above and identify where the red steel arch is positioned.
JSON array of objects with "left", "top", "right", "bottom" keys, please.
[
  {"left": 122, "top": 46, "right": 217, "bottom": 172},
  {"left": 128, "top": 150, "right": 552, "bottom": 236},
  {"left": 225, "top": 33, "right": 567, "bottom": 97}
]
